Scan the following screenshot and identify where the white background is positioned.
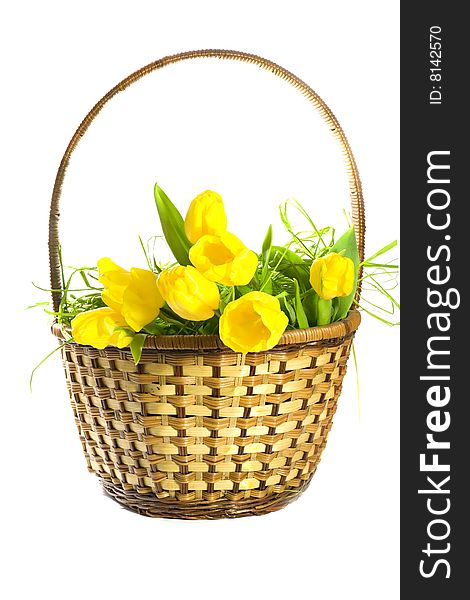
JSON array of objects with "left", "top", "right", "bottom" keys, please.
[{"left": 0, "top": 2, "right": 399, "bottom": 599}]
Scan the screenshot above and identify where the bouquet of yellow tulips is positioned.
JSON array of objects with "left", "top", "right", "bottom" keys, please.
[{"left": 36, "top": 182, "right": 398, "bottom": 366}]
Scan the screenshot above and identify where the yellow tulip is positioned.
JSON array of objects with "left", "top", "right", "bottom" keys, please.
[
  {"left": 219, "top": 291, "right": 288, "bottom": 354},
  {"left": 309, "top": 252, "right": 355, "bottom": 300},
  {"left": 71, "top": 307, "right": 134, "bottom": 349},
  {"left": 98, "top": 258, "right": 164, "bottom": 332},
  {"left": 189, "top": 232, "right": 258, "bottom": 286},
  {"left": 184, "top": 190, "right": 228, "bottom": 244},
  {"left": 158, "top": 265, "right": 220, "bottom": 321}
]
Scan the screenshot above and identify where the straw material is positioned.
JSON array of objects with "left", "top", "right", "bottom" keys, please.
[
  {"left": 54, "top": 310, "right": 359, "bottom": 518},
  {"left": 48, "top": 50, "right": 366, "bottom": 518}
]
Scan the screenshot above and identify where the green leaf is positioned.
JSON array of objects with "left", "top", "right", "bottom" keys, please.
[
  {"left": 270, "top": 246, "right": 310, "bottom": 289},
  {"left": 362, "top": 240, "right": 397, "bottom": 265},
  {"left": 261, "top": 278, "right": 273, "bottom": 294},
  {"left": 138, "top": 235, "right": 152, "bottom": 270},
  {"left": 259, "top": 224, "right": 273, "bottom": 286},
  {"left": 302, "top": 288, "right": 318, "bottom": 326},
  {"left": 25, "top": 301, "right": 50, "bottom": 310},
  {"left": 130, "top": 333, "right": 147, "bottom": 365},
  {"left": 236, "top": 285, "right": 252, "bottom": 296},
  {"left": 281, "top": 296, "right": 296, "bottom": 325},
  {"left": 271, "top": 245, "right": 304, "bottom": 265},
  {"left": 30, "top": 341, "right": 71, "bottom": 391},
  {"left": 331, "top": 226, "right": 360, "bottom": 319},
  {"left": 294, "top": 279, "right": 309, "bottom": 329},
  {"left": 367, "top": 276, "right": 400, "bottom": 310},
  {"left": 279, "top": 198, "right": 327, "bottom": 256},
  {"left": 200, "top": 314, "right": 219, "bottom": 334},
  {"left": 261, "top": 225, "right": 273, "bottom": 262},
  {"left": 154, "top": 183, "right": 191, "bottom": 266},
  {"left": 143, "top": 320, "right": 164, "bottom": 335}
]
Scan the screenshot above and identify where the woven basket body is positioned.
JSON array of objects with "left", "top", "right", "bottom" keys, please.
[
  {"left": 56, "top": 312, "right": 359, "bottom": 518},
  {"left": 48, "top": 50, "right": 366, "bottom": 518}
]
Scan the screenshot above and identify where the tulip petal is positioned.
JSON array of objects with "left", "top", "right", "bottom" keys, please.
[
  {"left": 309, "top": 252, "right": 355, "bottom": 301},
  {"left": 219, "top": 291, "right": 288, "bottom": 354},
  {"left": 189, "top": 232, "right": 258, "bottom": 286},
  {"left": 158, "top": 266, "right": 220, "bottom": 321},
  {"left": 120, "top": 268, "right": 164, "bottom": 331},
  {"left": 71, "top": 307, "right": 133, "bottom": 349},
  {"left": 184, "top": 190, "right": 227, "bottom": 244},
  {"left": 98, "top": 259, "right": 164, "bottom": 331}
]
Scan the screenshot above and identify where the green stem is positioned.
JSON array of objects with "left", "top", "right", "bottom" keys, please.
[
  {"left": 30, "top": 340, "right": 71, "bottom": 391},
  {"left": 317, "top": 298, "right": 332, "bottom": 326}
]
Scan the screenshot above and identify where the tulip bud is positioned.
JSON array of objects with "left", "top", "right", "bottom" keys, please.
[
  {"left": 98, "top": 258, "right": 164, "bottom": 332},
  {"left": 71, "top": 307, "right": 134, "bottom": 349},
  {"left": 184, "top": 190, "right": 227, "bottom": 244},
  {"left": 189, "top": 232, "right": 258, "bottom": 286},
  {"left": 158, "top": 266, "right": 220, "bottom": 321},
  {"left": 309, "top": 252, "right": 354, "bottom": 301}
]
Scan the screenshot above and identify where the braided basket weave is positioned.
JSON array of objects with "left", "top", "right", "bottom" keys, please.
[{"left": 50, "top": 50, "right": 365, "bottom": 519}]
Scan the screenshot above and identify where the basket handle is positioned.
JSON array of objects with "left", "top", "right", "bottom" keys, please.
[{"left": 48, "top": 49, "right": 365, "bottom": 312}]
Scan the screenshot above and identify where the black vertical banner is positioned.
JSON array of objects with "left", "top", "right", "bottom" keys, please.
[{"left": 401, "top": 3, "right": 468, "bottom": 597}]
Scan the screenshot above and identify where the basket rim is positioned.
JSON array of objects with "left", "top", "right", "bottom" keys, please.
[{"left": 51, "top": 309, "right": 360, "bottom": 351}]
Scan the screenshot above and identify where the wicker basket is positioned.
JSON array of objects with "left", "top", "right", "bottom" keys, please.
[{"left": 49, "top": 50, "right": 365, "bottom": 519}]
